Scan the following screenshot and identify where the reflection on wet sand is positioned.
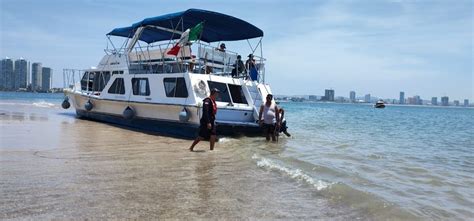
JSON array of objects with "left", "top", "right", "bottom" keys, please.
[
  {"left": 0, "top": 105, "right": 364, "bottom": 219},
  {"left": 196, "top": 154, "right": 216, "bottom": 208},
  {"left": 0, "top": 111, "right": 48, "bottom": 122}
]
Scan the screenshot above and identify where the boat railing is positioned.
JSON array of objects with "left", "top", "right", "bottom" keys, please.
[
  {"left": 63, "top": 68, "right": 113, "bottom": 96},
  {"left": 107, "top": 41, "right": 266, "bottom": 82},
  {"left": 63, "top": 69, "right": 85, "bottom": 90}
]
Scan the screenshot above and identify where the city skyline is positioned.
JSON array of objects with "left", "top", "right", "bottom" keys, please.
[
  {"left": 0, "top": 57, "right": 52, "bottom": 92},
  {"left": 276, "top": 88, "right": 470, "bottom": 106},
  {"left": 1, "top": 0, "right": 472, "bottom": 100},
  {"left": 0, "top": 54, "right": 469, "bottom": 104}
]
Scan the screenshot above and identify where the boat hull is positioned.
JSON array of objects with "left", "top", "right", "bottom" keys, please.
[
  {"left": 76, "top": 109, "right": 199, "bottom": 139},
  {"left": 76, "top": 110, "right": 262, "bottom": 139},
  {"left": 68, "top": 91, "right": 263, "bottom": 138}
]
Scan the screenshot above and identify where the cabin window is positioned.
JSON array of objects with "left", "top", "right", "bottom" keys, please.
[
  {"left": 228, "top": 84, "right": 248, "bottom": 104},
  {"left": 163, "top": 77, "right": 188, "bottom": 98},
  {"left": 112, "top": 70, "right": 124, "bottom": 75},
  {"left": 207, "top": 81, "right": 231, "bottom": 103},
  {"left": 108, "top": 78, "right": 125, "bottom": 94},
  {"left": 132, "top": 78, "right": 150, "bottom": 96},
  {"left": 93, "top": 71, "right": 111, "bottom": 92},
  {"left": 81, "top": 71, "right": 111, "bottom": 92},
  {"left": 80, "top": 72, "right": 94, "bottom": 91}
]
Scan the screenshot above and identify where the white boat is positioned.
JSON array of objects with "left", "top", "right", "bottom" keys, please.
[
  {"left": 62, "top": 9, "right": 274, "bottom": 138},
  {"left": 374, "top": 100, "right": 385, "bottom": 108}
]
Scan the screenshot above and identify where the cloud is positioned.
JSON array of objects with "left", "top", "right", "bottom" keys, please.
[
  {"left": 262, "top": 1, "right": 472, "bottom": 100},
  {"left": 1, "top": 0, "right": 472, "bottom": 100}
]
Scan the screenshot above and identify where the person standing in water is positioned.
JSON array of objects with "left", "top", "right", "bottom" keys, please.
[
  {"left": 278, "top": 108, "right": 291, "bottom": 137},
  {"left": 189, "top": 88, "right": 220, "bottom": 151},
  {"left": 258, "top": 94, "right": 280, "bottom": 141}
]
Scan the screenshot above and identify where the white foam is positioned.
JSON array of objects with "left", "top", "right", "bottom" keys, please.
[
  {"left": 217, "top": 137, "right": 237, "bottom": 143},
  {"left": 252, "top": 154, "right": 331, "bottom": 190},
  {"left": 32, "top": 101, "right": 57, "bottom": 108}
]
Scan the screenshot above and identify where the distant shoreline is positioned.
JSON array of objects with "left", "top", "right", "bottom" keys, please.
[{"left": 276, "top": 99, "right": 474, "bottom": 109}]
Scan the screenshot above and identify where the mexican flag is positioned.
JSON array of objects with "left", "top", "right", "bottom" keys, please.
[{"left": 167, "top": 22, "right": 204, "bottom": 56}]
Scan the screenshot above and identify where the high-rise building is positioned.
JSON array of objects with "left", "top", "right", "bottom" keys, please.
[
  {"left": 413, "top": 95, "right": 422, "bottom": 105},
  {"left": 350, "top": 91, "right": 356, "bottom": 102},
  {"left": 399, "top": 92, "right": 405, "bottom": 104},
  {"left": 14, "top": 58, "right": 28, "bottom": 89},
  {"left": 454, "top": 100, "right": 460, "bottom": 106},
  {"left": 364, "top": 94, "right": 371, "bottom": 103},
  {"left": 464, "top": 99, "right": 469, "bottom": 107},
  {"left": 1, "top": 57, "right": 14, "bottom": 90},
  {"left": 324, "top": 89, "right": 335, "bottom": 101},
  {"left": 431, "top": 97, "right": 438, "bottom": 105},
  {"left": 41, "top": 67, "right": 52, "bottom": 91},
  {"left": 31, "top": 63, "right": 42, "bottom": 91},
  {"left": 0, "top": 59, "right": 3, "bottom": 89},
  {"left": 27, "top": 61, "right": 31, "bottom": 86},
  {"left": 441, "top": 96, "right": 449, "bottom": 106}
]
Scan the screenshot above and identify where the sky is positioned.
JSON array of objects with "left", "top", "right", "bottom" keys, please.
[{"left": 1, "top": 0, "right": 472, "bottom": 100}]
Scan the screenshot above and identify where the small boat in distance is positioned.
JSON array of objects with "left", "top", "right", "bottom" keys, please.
[
  {"left": 62, "top": 9, "right": 273, "bottom": 138},
  {"left": 374, "top": 100, "right": 386, "bottom": 108}
]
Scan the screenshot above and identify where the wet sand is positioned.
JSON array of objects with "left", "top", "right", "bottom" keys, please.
[{"left": 1, "top": 104, "right": 365, "bottom": 220}]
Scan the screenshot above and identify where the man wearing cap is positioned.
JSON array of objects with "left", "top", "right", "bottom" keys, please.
[
  {"left": 246, "top": 54, "right": 258, "bottom": 81},
  {"left": 232, "top": 55, "right": 246, "bottom": 78},
  {"left": 189, "top": 88, "right": 220, "bottom": 151},
  {"left": 217, "top": 43, "right": 226, "bottom": 52}
]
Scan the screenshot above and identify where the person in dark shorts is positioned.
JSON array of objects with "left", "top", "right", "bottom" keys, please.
[
  {"left": 258, "top": 94, "right": 280, "bottom": 141},
  {"left": 278, "top": 108, "right": 291, "bottom": 137},
  {"left": 189, "top": 88, "right": 220, "bottom": 151},
  {"left": 231, "top": 55, "right": 246, "bottom": 78}
]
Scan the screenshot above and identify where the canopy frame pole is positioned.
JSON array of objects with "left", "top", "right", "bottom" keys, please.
[
  {"left": 177, "top": 17, "right": 185, "bottom": 73},
  {"left": 259, "top": 37, "right": 264, "bottom": 83},
  {"left": 126, "top": 26, "right": 145, "bottom": 53},
  {"left": 106, "top": 35, "right": 118, "bottom": 54},
  {"left": 246, "top": 39, "right": 254, "bottom": 53},
  {"left": 149, "top": 25, "right": 184, "bottom": 36},
  {"left": 246, "top": 38, "right": 264, "bottom": 82}
]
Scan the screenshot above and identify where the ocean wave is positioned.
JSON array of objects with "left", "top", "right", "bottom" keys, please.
[
  {"left": 217, "top": 137, "right": 238, "bottom": 143},
  {"left": 32, "top": 101, "right": 57, "bottom": 108},
  {"left": 0, "top": 101, "right": 59, "bottom": 108},
  {"left": 252, "top": 154, "right": 331, "bottom": 190}
]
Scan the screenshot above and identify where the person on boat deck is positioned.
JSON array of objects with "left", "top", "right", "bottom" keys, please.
[
  {"left": 258, "top": 94, "right": 280, "bottom": 142},
  {"left": 188, "top": 55, "right": 196, "bottom": 73},
  {"left": 246, "top": 54, "right": 258, "bottom": 81},
  {"left": 232, "top": 55, "right": 246, "bottom": 78},
  {"left": 217, "top": 43, "right": 226, "bottom": 52},
  {"left": 189, "top": 88, "right": 220, "bottom": 151},
  {"left": 278, "top": 108, "right": 291, "bottom": 137}
]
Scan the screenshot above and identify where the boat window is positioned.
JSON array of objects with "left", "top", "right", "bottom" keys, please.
[
  {"left": 228, "top": 84, "right": 248, "bottom": 104},
  {"left": 163, "top": 77, "right": 188, "bottom": 98},
  {"left": 93, "top": 71, "right": 111, "bottom": 92},
  {"left": 132, "top": 78, "right": 150, "bottom": 96},
  {"left": 108, "top": 78, "right": 125, "bottom": 94},
  {"left": 80, "top": 72, "right": 92, "bottom": 91},
  {"left": 112, "top": 70, "right": 124, "bottom": 75},
  {"left": 207, "top": 81, "right": 231, "bottom": 103}
]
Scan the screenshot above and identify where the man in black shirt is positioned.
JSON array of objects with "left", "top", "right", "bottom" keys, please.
[
  {"left": 189, "top": 88, "right": 220, "bottom": 151},
  {"left": 232, "top": 55, "right": 246, "bottom": 78}
]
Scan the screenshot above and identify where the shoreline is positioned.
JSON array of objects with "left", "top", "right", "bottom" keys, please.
[{"left": 0, "top": 104, "right": 371, "bottom": 219}]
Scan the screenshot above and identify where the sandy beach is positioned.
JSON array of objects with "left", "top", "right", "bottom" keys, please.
[{"left": 0, "top": 103, "right": 369, "bottom": 220}]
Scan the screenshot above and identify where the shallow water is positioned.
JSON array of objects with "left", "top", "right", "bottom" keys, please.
[
  {"left": 1, "top": 92, "right": 473, "bottom": 220},
  {"left": 276, "top": 102, "right": 474, "bottom": 220}
]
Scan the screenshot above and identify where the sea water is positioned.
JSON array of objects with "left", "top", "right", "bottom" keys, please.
[
  {"left": 1, "top": 92, "right": 473, "bottom": 220},
  {"left": 249, "top": 101, "right": 474, "bottom": 219}
]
